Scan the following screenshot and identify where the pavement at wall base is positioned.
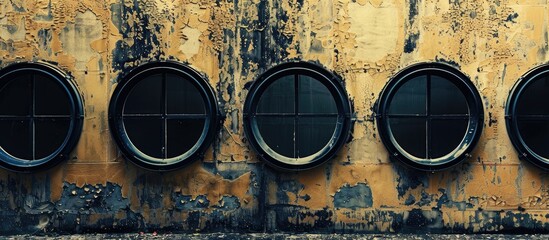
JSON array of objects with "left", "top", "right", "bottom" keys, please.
[{"left": 2, "top": 233, "right": 548, "bottom": 240}]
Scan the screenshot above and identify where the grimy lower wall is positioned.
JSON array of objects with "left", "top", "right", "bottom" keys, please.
[{"left": 0, "top": 0, "right": 548, "bottom": 234}]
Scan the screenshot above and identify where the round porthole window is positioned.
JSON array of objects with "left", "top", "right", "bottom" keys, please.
[
  {"left": 506, "top": 64, "right": 549, "bottom": 170},
  {"left": 243, "top": 62, "right": 352, "bottom": 171},
  {"left": 109, "top": 61, "right": 219, "bottom": 171},
  {"left": 0, "top": 62, "right": 83, "bottom": 172},
  {"left": 376, "top": 63, "right": 484, "bottom": 171}
]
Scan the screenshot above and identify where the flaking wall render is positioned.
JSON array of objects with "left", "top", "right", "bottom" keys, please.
[{"left": 0, "top": 0, "right": 548, "bottom": 233}]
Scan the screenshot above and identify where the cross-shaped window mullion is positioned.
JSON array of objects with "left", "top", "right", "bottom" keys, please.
[
  {"left": 162, "top": 72, "right": 167, "bottom": 160},
  {"left": 517, "top": 115, "right": 549, "bottom": 120},
  {"left": 31, "top": 73, "right": 36, "bottom": 160},
  {"left": 254, "top": 113, "right": 338, "bottom": 117},
  {"left": 0, "top": 74, "right": 76, "bottom": 161},
  {"left": 32, "top": 115, "right": 72, "bottom": 118},
  {"left": 428, "top": 115, "right": 470, "bottom": 120},
  {"left": 386, "top": 114, "right": 469, "bottom": 119},
  {"left": 0, "top": 116, "right": 68, "bottom": 120},
  {"left": 121, "top": 114, "right": 163, "bottom": 118},
  {"left": 294, "top": 74, "right": 299, "bottom": 160},
  {"left": 164, "top": 114, "right": 208, "bottom": 120},
  {"left": 426, "top": 74, "right": 431, "bottom": 160},
  {"left": 385, "top": 114, "right": 428, "bottom": 118},
  {"left": 121, "top": 114, "right": 208, "bottom": 120}
]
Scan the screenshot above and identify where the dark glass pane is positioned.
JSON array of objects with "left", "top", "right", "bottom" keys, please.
[
  {"left": 124, "top": 74, "right": 162, "bottom": 114},
  {"left": 34, "top": 118, "right": 70, "bottom": 159},
  {"left": 0, "top": 120, "right": 32, "bottom": 159},
  {"left": 517, "top": 76, "right": 549, "bottom": 115},
  {"left": 166, "top": 119, "right": 205, "bottom": 158},
  {"left": 166, "top": 73, "right": 205, "bottom": 114},
  {"left": 518, "top": 120, "right": 549, "bottom": 158},
  {"left": 430, "top": 119, "right": 468, "bottom": 159},
  {"left": 389, "top": 118, "right": 426, "bottom": 158},
  {"left": 298, "top": 75, "right": 337, "bottom": 114},
  {"left": 256, "top": 116, "right": 295, "bottom": 158},
  {"left": 297, "top": 116, "right": 337, "bottom": 157},
  {"left": 430, "top": 75, "right": 468, "bottom": 115},
  {"left": 123, "top": 118, "right": 164, "bottom": 158},
  {"left": 0, "top": 74, "right": 31, "bottom": 116},
  {"left": 257, "top": 75, "right": 295, "bottom": 114},
  {"left": 35, "top": 74, "right": 71, "bottom": 115},
  {"left": 388, "top": 76, "right": 426, "bottom": 115}
]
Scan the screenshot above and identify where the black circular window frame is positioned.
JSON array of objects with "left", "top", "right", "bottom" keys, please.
[
  {"left": 506, "top": 64, "right": 549, "bottom": 170},
  {"left": 243, "top": 62, "right": 353, "bottom": 171},
  {"left": 376, "top": 63, "right": 484, "bottom": 171},
  {"left": 0, "top": 62, "right": 83, "bottom": 172},
  {"left": 109, "top": 61, "right": 219, "bottom": 171}
]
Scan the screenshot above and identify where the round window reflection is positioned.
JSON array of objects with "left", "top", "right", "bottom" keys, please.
[
  {"left": 244, "top": 62, "right": 352, "bottom": 171},
  {"left": 0, "top": 62, "right": 83, "bottom": 172},
  {"left": 109, "top": 61, "right": 219, "bottom": 171},
  {"left": 506, "top": 65, "right": 549, "bottom": 170},
  {"left": 376, "top": 63, "right": 484, "bottom": 171}
]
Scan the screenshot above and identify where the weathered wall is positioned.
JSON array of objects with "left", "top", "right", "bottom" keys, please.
[{"left": 0, "top": 0, "right": 549, "bottom": 234}]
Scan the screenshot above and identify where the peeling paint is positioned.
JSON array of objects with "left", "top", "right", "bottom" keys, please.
[{"left": 1, "top": 0, "right": 549, "bottom": 235}]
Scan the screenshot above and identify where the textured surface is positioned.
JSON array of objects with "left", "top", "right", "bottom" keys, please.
[
  {"left": 0, "top": 0, "right": 549, "bottom": 234},
  {"left": 5, "top": 233, "right": 549, "bottom": 240}
]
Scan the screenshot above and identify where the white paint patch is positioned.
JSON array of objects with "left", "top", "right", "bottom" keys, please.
[
  {"left": 179, "top": 27, "right": 202, "bottom": 59},
  {"left": 59, "top": 10, "right": 103, "bottom": 70},
  {"left": 0, "top": 16, "right": 26, "bottom": 41},
  {"left": 348, "top": 2, "right": 399, "bottom": 62}
]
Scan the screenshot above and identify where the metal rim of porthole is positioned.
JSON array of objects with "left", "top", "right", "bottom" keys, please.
[
  {"left": 0, "top": 62, "right": 84, "bottom": 172},
  {"left": 506, "top": 63, "right": 549, "bottom": 170},
  {"left": 375, "top": 62, "right": 484, "bottom": 171},
  {"left": 243, "top": 61, "right": 353, "bottom": 171},
  {"left": 108, "top": 61, "right": 219, "bottom": 171}
]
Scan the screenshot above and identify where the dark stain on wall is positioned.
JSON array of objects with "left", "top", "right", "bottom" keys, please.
[
  {"left": 52, "top": 182, "right": 141, "bottom": 234},
  {"left": 404, "top": 33, "right": 420, "bottom": 54},
  {"left": 404, "top": 0, "right": 420, "bottom": 53},
  {"left": 267, "top": 205, "right": 333, "bottom": 233},
  {"left": 404, "top": 209, "right": 443, "bottom": 233},
  {"left": 34, "top": 0, "right": 53, "bottom": 21},
  {"left": 333, "top": 183, "right": 373, "bottom": 209},
  {"left": 6, "top": 24, "right": 20, "bottom": 35},
  {"left": 435, "top": 189, "right": 473, "bottom": 211},
  {"left": 393, "top": 164, "right": 428, "bottom": 198},
  {"left": 269, "top": 0, "right": 302, "bottom": 63},
  {"left": 57, "top": 182, "right": 129, "bottom": 214},
  {"left": 405, "top": 194, "right": 416, "bottom": 205},
  {"left": 173, "top": 194, "right": 210, "bottom": 210},
  {"left": 3, "top": 0, "right": 549, "bottom": 236},
  {"left": 275, "top": 178, "right": 304, "bottom": 204},
  {"left": 2, "top": 174, "right": 549, "bottom": 234},
  {"left": 37, "top": 29, "right": 53, "bottom": 56},
  {"left": 202, "top": 162, "right": 251, "bottom": 180},
  {"left": 434, "top": 57, "right": 461, "bottom": 68},
  {"left": 215, "top": 195, "right": 241, "bottom": 210},
  {"left": 133, "top": 174, "right": 164, "bottom": 209},
  {"left": 538, "top": 28, "right": 549, "bottom": 59},
  {"left": 0, "top": 177, "right": 144, "bottom": 234},
  {"left": 505, "top": 13, "right": 519, "bottom": 23},
  {"left": 110, "top": 1, "right": 163, "bottom": 73},
  {"left": 488, "top": 112, "right": 497, "bottom": 127},
  {"left": 238, "top": 0, "right": 268, "bottom": 73},
  {"left": 10, "top": 1, "right": 25, "bottom": 12},
  {"left": 469, "top": 211, "right": 549, "bottom": 233},
  {"left": 416, "top": 190, "right": 434, "bottom": 207}
]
